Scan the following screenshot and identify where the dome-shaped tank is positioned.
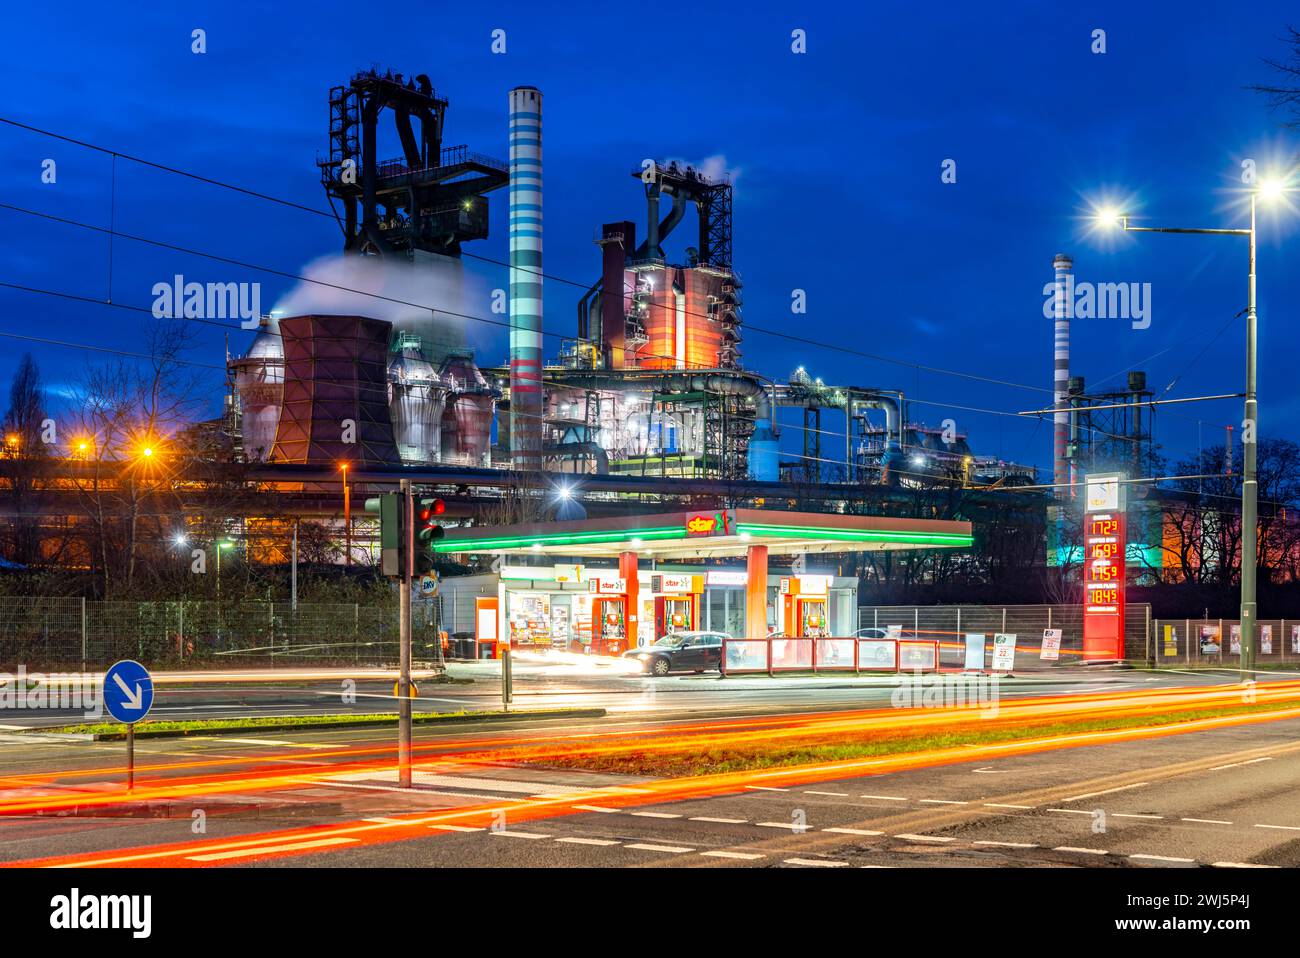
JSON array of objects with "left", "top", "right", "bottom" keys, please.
[
  {"left": 439, "top": 352, "right": 496, "bottom": 466},
  {"left": 388, "top": 333, "right": 447, "bottom": 464},
  {"left": 231, "top": 315, "right": 284, "bottom": 462}
]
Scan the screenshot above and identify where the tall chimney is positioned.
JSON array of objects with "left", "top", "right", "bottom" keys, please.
[
  {"left": 508, "top": 86, "right": 544, "bottom": 469},
  {"left": 1052, "top": 253, "right": 1073, "bottom": 496}
]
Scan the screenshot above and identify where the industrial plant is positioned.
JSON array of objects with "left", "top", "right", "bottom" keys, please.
[{"left": 224, "top": 68, "right": 1034, "bottom": 489}]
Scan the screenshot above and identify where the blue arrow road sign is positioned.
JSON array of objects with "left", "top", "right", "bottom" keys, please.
[{"left": 103, "top": 659, "right": 154, "bottom": 724}]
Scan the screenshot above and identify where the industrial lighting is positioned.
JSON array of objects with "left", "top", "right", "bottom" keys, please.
[
  {"left": 218, "top": 540, "right": 235, "bottom": 550},
  {"left": 911, "top": 454, "right": 926, "bottom": 467},
  {"left": 1093, "top": 205, "right": 1123, "bottom": 229},
  {"left": 629, "top": 538, "right": 643, "bottom": 549},
  {"left": 174, "top": 534, "right": 188, "bottom": 547},
  {"left": 1258, "top": 178, "right": 1286, "bottom": 203},
  {"left": 140, "top": 446, "right": 154, "bottom": 459},
  {"left": 557, "top": 485, "right": 572, "bottom": 500},
  {"left": 531, "top": 543, "right": 542, "bottom": 552}
]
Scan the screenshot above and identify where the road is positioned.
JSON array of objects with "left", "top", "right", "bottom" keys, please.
[{"left": 1, "top": 668, "right": 1298, "bottom": 868}]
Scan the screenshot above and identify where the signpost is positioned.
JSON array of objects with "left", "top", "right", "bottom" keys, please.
[
  {"left": 1040, "top": 628, "right": 1062, "bottom": 662},
  {"left": 991, "top": 634, "right": 1017, "bottom": 673},
  {"left": 1083, "top": 472, "right": 1126, "bottom": 663},
  {"left": 102, "top": 659, "right": 154, "bottom": 791},
  {"left": 963, "top": 633, "right": 986, "bottom": 672}
]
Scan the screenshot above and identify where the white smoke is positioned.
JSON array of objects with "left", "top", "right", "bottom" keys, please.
[
  {"left": 271, "top": 252, "right": 494, "bottom": 356},
  {"left": 663, "top": 153, "right": 740, "bottom": 189}
]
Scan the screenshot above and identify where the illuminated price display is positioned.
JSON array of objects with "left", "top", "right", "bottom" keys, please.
[{"left": 1082, "top": 473, "right": 1126, "bottom": 662}]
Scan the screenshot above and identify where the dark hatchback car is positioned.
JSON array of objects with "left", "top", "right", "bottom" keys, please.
[{"left": 623, "top": 631, "right": 726, "bottom": 675}]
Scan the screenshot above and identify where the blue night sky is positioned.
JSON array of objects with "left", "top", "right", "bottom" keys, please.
[{"left": 1, "top": 0, "right": 1297, "bottom": 477}]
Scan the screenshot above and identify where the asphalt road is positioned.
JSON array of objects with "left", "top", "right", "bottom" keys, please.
[{"left": 1, "top": 670, "right": 1298, "bottom": 868}]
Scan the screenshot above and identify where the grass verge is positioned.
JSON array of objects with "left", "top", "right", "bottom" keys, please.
[
  {"left": 531, "top": 700, "right": 1297, "bottom": 777},
  {"left": 33, "top": 708, "right": 606, "bottom": 739}
]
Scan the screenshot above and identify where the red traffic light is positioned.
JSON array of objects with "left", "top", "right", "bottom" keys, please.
[{"left": 418, "top": 498, "right": 446, "bottom": 522}]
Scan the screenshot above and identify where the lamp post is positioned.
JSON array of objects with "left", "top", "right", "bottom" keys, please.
[
  {"left": 1098, "top": 181, "right": 1284, "bottom": 680},
  {"left": 340, "top": 463, "right": 352, "bottom": 567}
]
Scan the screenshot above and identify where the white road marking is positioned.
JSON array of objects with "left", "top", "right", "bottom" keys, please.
[
  {"left": 630, "top": 811, "right": 681, "bottom": 819},
  {"left": 984, "top": 803, "right": 1035, "bottom": 810},
  {"left": 1212, "top": 861, "right": 1279, "bottom": 869},
  {"left": 1048, "top": 808, "right": 1096, "bottom": 815},
  {"left": 894, "top": 833, "right": 953, "bottom": 843},
  {"left": 756, "top": 821, "right": 804, "bottom": 830},
  {"left": 556, "top": 837, "right": 620, "bottom": 847},
  {"left": 785, "top": 858, "right": 849, "bottom": 867},
  {"left": 745, "top": 786, "right": 789, "bottom": 792},
  {"left": 429, "top": 824, "right": 483, "bottom": 832},
  {"left": 805, "top": 790, "right": 849, "bottom": 797},
  {"left": 974, "top": 840, "right": 1038, "bottom": 848},
  {"left": 625, "top": 843, "right": 694, "bottom": 853},
  {"left": 572, "top": 804, "right": 619, "bottom": 813},
  {"left": 1114, "top": 813, "right": 1164, "bottom": 820},
  {"left": 222, "top": 738, "right": 331, "bottom": 748},
  {"left": 861, "top": 794, "right": 908, "bottom": 802},
  {"left": 702, "top": 850, "right": 765, "bottom": 860},
  {"left": 1182, "top": 818, "right": 1233, "bottom": 825},
  {"left": 362, "top": 817, "right": 403, "bottom": 824},
  {"left": 1054, "top": 846, "right": 1108, "bottom": 855},
  {"left": 919, "top": 799, "right": 968, "bottom": 805},
  {"left": 187, "top": 836, "right": 358, "bottom": 862},
  {"left": 1063, "top": 782, "right": 1149, "bottom": 801},
  {"left": 1254, "top": 823, "right": 1300, "bottom": 831},
  {"left": 690, "top": 816, "right": 747, "bottom": 824},
  {"left": 490, "top": 830, "right": 551, "bottom": 840},
  {"left": 1130, "top": 854, "right": 1194, "bottom": 863},
  {"left": 822, "top": 827, "right": 884, "bottom": 836}
]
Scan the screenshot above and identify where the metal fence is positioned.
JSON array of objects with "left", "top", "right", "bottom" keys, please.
[
  {"left": 0, "top": 596, "right": 445, "bottom": 669},
  {"left": 859, "top": 603, "right": 1154, "bottom": 669},
  {"left": 1152, "top": 619, "right": 1300, "bottom": 669}
]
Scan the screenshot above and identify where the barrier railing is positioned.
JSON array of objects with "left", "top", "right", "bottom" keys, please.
[{"left": 721, "top": 637, "right": 940, "bottom": 676}]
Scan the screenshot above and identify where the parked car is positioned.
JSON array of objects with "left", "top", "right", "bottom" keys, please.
[{"left": 624, "top": 631, "right": 726, "bottom": 675}]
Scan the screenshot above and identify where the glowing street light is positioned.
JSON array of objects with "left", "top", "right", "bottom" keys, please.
[{"left": 1093, "top": 177, "right": 1293, "bottom": 679}]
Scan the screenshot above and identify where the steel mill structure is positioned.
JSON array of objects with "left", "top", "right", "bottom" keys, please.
[{"left": 224, "top": 67, "right": 1033, "bottom": 487}]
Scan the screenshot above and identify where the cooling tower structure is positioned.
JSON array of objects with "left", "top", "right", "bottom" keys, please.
[
  {"left": 508, "top": 86, "right": 544, "bottom": 470},
  {"left": 270, "top": 315, "right": 401, "bottom": 466},
  {"left": 440, "top": 352, "right": 496, "bottom": 466},
  {"left": 388, "top": 331, "right": 447, "bottom": 464},
  {"left": 229, "top": 315, "right": 284, "bottom": 462},
  {"left": 1052, "top": 253, "right": 1073, "bottom": 496}
]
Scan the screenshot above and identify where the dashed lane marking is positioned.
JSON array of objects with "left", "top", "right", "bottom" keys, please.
[
  {"left": 1182, "top": 818, "right": 1233, "bottom": 825},
  {"left": 745, "top": 786, "right": 790, "bottom": 792},
  {"left": 894, "top": 833, "right": 953, "bottom": 843},
  {"left": 974, "top": 840, "right": 1037, "bottom": 848},
  {"left": 1114, "top": 813, "right": 1164, "bottom": 820},
  {"left": 822, "top": 827, "right": 884, "bottom": 836},
  {"left": 490, "top": 830, "right": 551, "bottom": 840},
  {"left": 187, "top": 836, "right": 358, "bottom": 862},
  {"left": 556, "top": 837, "right": 620, "bottom": 847},
  {"left": 805, "top": 791, "right": 849, "bottom": 797},
  {"left": 1254, "top": 823, "right": 1300, "bottom": 831},
  {"left": 785, "top": 858, "right": 849, "bottom": 867},
  {"left": 625, "top": 843, "right": 694, "bottom": 854},
  {"left": 572, "top": 804, "right": 620, "bottom": 814},
  {"left": 629, "top": 811, "right": 682, "bottom": 819},
  {"left": 1054, "top": 846, "right": 1108, "bottom": 855},
  {"left": 1212, "top": 861, "right": 1279, "bottom": 869},
  {"left": 702, "top": 850, "right": 765, "bottom": 860},
  {"left": 429, "top": 824, "right": 482, "bottom": 833},
  {"left": 1130, "top": 854, "right": 1194, "bottom": 863},
  {"left": 690, "top": 816, "right": 748, "bottom": 824},
  {"left": 1063, "top": 782, "right": 1149, "bottom": 801},
  {"left": 919, "top": 799, "right": 968, "bottom": 805},
  {"left": 860, "top": 794, "right": 908, "bottom": 802},
  {"left": 756, "top": 821, "right": 804, "bottom": 830},
  {"left": 984, "top": 803, "right": 1035, "bottom": 810},
  {"left": 1048, "top": 808, "right": 1095, "bottom": 815}
]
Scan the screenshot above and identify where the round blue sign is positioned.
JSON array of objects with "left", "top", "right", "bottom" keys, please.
[{"left": 103, "top": 659, "right": 154, "bottom": 724}]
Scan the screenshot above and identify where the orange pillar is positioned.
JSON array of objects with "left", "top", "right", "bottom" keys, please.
[
  {"left": 745, "top": 544, "right": 768, "bottom": 639},
  {"left": 620, "top": 551, "right": 640, "bottom": 647}
]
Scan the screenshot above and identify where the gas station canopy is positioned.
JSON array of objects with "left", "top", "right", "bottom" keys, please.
[{"left": 433, "top": 508, "right": 974, "bottom": 561}]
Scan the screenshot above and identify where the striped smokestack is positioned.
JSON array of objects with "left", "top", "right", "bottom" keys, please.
[
  {"left": 1052, "top": 253, "right": 1073, "bottom": 495},
  {"left": 508, "top": 86, "right": 543, "bottom": 468}
]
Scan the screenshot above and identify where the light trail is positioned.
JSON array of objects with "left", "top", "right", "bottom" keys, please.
[{"left": 11, "top": 696, "right": 1300, "bottom": 869}]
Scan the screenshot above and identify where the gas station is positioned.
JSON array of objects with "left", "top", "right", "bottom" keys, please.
[{"left": 433, "top": 509, "right": 974, "bottom": 658}]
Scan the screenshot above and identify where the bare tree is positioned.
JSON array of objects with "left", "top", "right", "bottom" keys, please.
[
  {"left": 0, "top": 354, "right": 48, "bottom": 565},
  {"left": 1251, "top": 26, "right": 1300, "bottom": 126}
]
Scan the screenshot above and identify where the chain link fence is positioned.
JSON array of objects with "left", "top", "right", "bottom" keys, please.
[
  {"left": 0, "top": 596, "right": 445, "bottom": 669},
  {"left": 859, "top": 603, "right": 1154, "bottom": 669}
]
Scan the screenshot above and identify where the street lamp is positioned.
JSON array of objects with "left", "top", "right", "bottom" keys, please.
[
  {"left": 1095, "top": 180, "right": 1289, "bottom": 679},
  {"left": 339, "top": 462, "right": 352, "bottom": 567}
]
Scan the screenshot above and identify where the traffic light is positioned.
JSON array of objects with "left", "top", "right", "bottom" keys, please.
[
  {"left": 365, "top": 493, "right": 404, "bottom": 577},
  {"left": 417, "top": 498, "right": 446, "bottom": 543},
  {"left": 415, "top": 498, "right": 445, "bottom": 575}
]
